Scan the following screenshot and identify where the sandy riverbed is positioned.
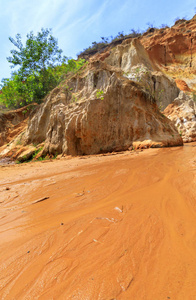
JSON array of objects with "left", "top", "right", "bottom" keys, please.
[{"left": 0, "top": 143, "right": 196, "bottom": 299}]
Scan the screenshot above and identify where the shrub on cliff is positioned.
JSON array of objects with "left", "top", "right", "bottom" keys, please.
[
  {"left": 0, "top": 28, "right": 86, "bottom": 108},
  {"left": 78, "top": 30, "right": 141, "bottom": 57}
]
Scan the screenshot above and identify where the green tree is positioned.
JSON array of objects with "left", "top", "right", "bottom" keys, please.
[
  {"left": 0, "top": 28, "right": 86, "bottom": 108},
  {"left": 0, "top": 29, "right": 63, "bottom": 107},
  {"left": 7, "top": 28, "right": 63, "bottom": 78}
]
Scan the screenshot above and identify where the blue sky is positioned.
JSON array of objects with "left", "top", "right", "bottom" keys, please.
[{"left": 0, "top": 0, "right": 195, "bottom": 81}]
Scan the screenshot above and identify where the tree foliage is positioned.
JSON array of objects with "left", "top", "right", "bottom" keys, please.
[
  {"left": 0, "top": 28, "right": 86, "bottom": 108},
  {"left": 7, "top": 28, "right": 63, "bottom": 77}
]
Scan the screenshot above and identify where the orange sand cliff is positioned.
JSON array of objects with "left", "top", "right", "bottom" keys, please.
[{"left": 141, "top": 16, "right": 196, "bottom": 91}]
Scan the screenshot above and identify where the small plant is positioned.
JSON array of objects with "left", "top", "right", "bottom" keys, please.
[
  {"left": 71, "top": 95, "right": 78, "bottom": 103},
  {"left": 159, "top": 24, "right": 169, "bottom": 29},
  {"left": 53, "top": 152, "right": 58, "bottom": 159},
  {"left": 159, "top": 103, "right": 163, "bottom": 111},
  {"left": 37, "top": 156, "right": 44, "bottom": 161},
  {"left": 96, "top": 89, "right": 104, "bottom": 100},
  {"left": 193, "top": 92, "right": 196, "bottom": 102},
  {"left": 32, "top": 147, "right": 43, "bottom": 159},
  {"left": 123, "top": 71, "right": 130, "bottom": 77},
  {"left": 16, "top": 139, "right": 22, "bottom": 145}
]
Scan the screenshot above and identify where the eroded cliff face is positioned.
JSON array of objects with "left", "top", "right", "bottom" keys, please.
[
  {"left": 2, "top": 20, "right": 192, "bottom": 160},
  {"left": 140, "top": 15, "right": 196, "bottom": 91},
  {"left": 164, "top": 91, "right": 196, "bottom": 143},
  {"left": 139, "top": 15, "right": 196, "bottom": 142},
  {"left": 0, "top": 105, "right": 37, "bottom": 147},
  {"left": 97, "top": 39, "right": 179, "bottom": 109},
  {"left": 3, "top": 61, "right": 180, "bottom": 159}
]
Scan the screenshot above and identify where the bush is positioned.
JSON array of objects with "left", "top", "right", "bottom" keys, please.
[{"left": 0, "top": 58, "right": 86, "bottom": 108}]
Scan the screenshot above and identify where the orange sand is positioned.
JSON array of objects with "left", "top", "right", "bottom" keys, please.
[{"left": 0, "top": 143, "right": 196, "bottom": 299}]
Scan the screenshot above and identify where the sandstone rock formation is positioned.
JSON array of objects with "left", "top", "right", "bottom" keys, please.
[
  {"left": 141, "top": 15, "right": 196, "bottom": 69},
  {"left": 164, "top": 91, "right": 196, "bottom": 143},
  {"left": 104, "top": 39, "right": 179, "bottom": 109},
  {"left": 140, "top": 15, "right": 196, "bottom": 143},
  {"left": 140, "top": 15, "right": 196, "bottom": 92},
  {"left": 175, "top": 79, "right": 191, "bottom": 92},
  {"left": 3, "top": 17, "right": 194, "bottom": 160},
  {"left": 9, "top": 61, "right": 180, "bottom": 158},
  {"left": 0, "top": 105, "right": 36, "bottom": 147}
]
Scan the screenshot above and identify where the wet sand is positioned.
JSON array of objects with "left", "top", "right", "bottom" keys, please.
[{"left": 0, "top": 143, "right": 196, "bottom": 300}]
